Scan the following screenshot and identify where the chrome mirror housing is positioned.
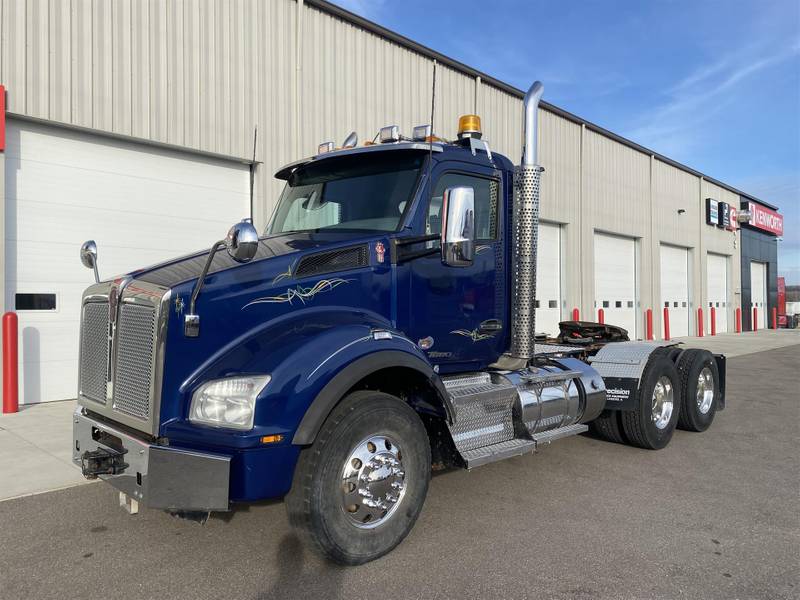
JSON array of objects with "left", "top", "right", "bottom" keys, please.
[
  {"left": 225, "top": 219, "right": 259, "bottom": 263},
  {"left": 440, "top": 186, "right": 475, "bottom": 267},
  {"left": 80, "top": 240, "right": 100, "bottom": 283}
]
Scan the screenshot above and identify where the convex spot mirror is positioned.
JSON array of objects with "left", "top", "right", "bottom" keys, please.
[
  {"left": 225, "top": 219, "right": 259, "bottom": 263},
  {"left": 440, "top": 186, "right": 475, "bottom": 267},
  {"left": 80, "top": 240, "right": 100, "bottom": 282}
]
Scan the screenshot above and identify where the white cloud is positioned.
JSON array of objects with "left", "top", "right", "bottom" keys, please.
[{"left": 624, "top": 41, "right": 800, "bottom": 154}]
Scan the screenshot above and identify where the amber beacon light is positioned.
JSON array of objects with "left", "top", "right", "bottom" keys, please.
[{"left": 457, "top": 114, "right": 482, "bottom": 139}]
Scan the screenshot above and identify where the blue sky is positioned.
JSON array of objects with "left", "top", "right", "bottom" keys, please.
[{"left": 332, "top": 0, "right": 800, "bottom": 283}]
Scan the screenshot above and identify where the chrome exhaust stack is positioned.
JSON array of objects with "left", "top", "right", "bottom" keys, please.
[{"left": 508, "top": 81, "right": 544, "bottom": 362}]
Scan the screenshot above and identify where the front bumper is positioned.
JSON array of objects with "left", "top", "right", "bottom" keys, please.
[{"left": 72, "top": 408, "right": 231, "bottom": 511}]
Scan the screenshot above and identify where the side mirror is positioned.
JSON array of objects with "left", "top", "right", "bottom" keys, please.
[
  {"left": 225, "top": 219, "right": 259, "bottom": 263},
  {"left": 440, "top": 186, "right": 475, "bottom": 267},
  {"left": 80, "top": 240, "right": 100, "bottom": 283}
]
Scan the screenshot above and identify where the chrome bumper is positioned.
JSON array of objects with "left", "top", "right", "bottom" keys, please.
[{"left": 72, "top": 408, "right": 230, "bottom": 511}]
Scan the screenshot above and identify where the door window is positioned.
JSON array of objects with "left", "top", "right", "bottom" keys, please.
[{"left": 426, "top": 173, "right": 498, "bottom": 240}]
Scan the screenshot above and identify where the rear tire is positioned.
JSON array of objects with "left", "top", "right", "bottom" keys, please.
[
  {"left": 286, "top": 391, "right": 431, "bottom": 565},
  {"left": 676, "top": 349, "right": 719, "bottom": 432},
  {"left": 589, "top": 410, "right": 627, "bottom": 444},
  {"left": 621, "top": 355, "right": 681, "bottom": 450}
]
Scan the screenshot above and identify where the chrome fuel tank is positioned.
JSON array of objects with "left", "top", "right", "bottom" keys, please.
[{"left": 503, "top": 358, "right": 606, "bottom": 437}]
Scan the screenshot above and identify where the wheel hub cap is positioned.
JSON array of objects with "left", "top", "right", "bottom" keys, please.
[
  {"left": 651, "top": 376, "right": 674, "bottom": 430},
  {"left": 696, "top": 367, "right": 714, "bottom": 414},
  {"left": 341, "top": 435, "right": 406, "bottom": 529}
]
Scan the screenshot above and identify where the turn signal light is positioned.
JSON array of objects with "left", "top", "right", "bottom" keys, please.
[
  {"left": 260, "top": 434, "right": 284, "bottom": 444},
  {"left": 457, "top": 114, "right": 482, "bottom": 139}
]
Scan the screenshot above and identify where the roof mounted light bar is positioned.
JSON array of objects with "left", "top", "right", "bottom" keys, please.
[
  {"left": 379, "top": 125, "right": 400, "bottom": 143},
  {"left": 412, "top": 125, "right": 431, "bottom": 142}
]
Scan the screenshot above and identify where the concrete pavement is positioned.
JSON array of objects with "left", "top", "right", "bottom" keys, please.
[
  {"left": 0, "top": 343, "right": 797, "bottom": 599},
  {"left": 672, "top": 328, "right": 800, "bottom": 357},
  {"left": 0, "top": 399, "right": 92, "bottom": 501}
]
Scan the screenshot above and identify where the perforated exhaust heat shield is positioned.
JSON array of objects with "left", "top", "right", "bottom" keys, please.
[{"left": 509, "top": 164, "right": 543, "bottom": 359}]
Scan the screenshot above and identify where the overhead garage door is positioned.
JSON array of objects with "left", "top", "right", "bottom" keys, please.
[
  {"left": 535, "top": 222, "right": 562, "bottom": 337},
  {"left": 660, "top": 245, "right": 690, "bottom": 338},
  {"left": 6, "top": 120, "right": 250, "bottom": 404},
  {"left": 594, "top": 232, "right": 637, "bottom": 337},
  {"left": 707, "top": 253, "right": 729, "bottom": 333},
  {"left": 750, "top": 261, "right": 767, "bottom": 330}
]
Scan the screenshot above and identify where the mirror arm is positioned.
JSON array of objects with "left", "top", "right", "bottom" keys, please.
[
  {"left": 91, "top": 260, "right": 99, "bottom": 284},
  {"left": 184, "top": 239, "right": 225, "bottom": 338}
]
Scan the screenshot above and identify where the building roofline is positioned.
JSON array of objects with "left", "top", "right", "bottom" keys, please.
[{"left": 309, "top": 0, "right": 779, "bottom": 211}]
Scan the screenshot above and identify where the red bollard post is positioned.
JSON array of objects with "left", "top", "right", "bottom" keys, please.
[
  {"left": 735, "top": 307, "right": 742, "bottom": 333},
  {"left": 572, "top": 308, "right": 579, "bottom": 321},
  {"left": 598, "top": 308, "right": 604, "bottom": 324},
  {"left": 697, "top": 308, "right": 704, "bottom": 337},
  {"left": 753, "top": 307, "right": 758, "bottom": 332},
  {"left": 772, "top": 307, "right": 777, "bottom": 330},
  {"left": 646, "top": 308, "right": 653, "bottom": 340},
  {"left": 710, "top": 307, "right": 716, "bottom": 336},
  {"left": 663, "top": 307, "right": 671, "bottom": 340},
  {"left": 2, "top": 312, "right": 18, "bottom": 414}
]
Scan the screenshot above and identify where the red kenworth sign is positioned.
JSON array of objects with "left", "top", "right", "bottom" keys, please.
[{"left": 748, "top": 202, "right": 783, "bottom": 236}]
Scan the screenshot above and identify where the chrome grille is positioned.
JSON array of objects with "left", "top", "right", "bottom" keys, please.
[
  {"left": 79, "top": 302, "right": 109, "bottom": 404},
  {"left": 112, "top": 303, "right": 157, "bottom": 420}
]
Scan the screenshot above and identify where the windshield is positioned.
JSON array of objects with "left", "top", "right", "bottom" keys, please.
[{"left": 268, "top": 152, "right": 425, "bottom": 234}]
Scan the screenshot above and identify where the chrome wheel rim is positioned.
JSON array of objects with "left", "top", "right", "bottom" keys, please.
[
  {"left": 340, "top": 435, "right": 406, "bottom": 529},
  {"left": 651, "top": 376, "right": 674, "bottom": 430},
  {"left": 696, "top": 367, "right": 714, "bottom": 414}
]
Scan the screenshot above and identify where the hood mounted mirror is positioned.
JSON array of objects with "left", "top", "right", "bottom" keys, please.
[{"left": 80, "top": 240, "right": 100, "bottom": 283}]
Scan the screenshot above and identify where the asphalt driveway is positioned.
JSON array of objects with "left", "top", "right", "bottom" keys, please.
[{"left": 1, "top": 344, "right": 798, "bottom": 600}]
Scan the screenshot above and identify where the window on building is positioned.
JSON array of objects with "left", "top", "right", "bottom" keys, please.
[{"left": 15, "top": 293, "right": 57, "bottom": 311}]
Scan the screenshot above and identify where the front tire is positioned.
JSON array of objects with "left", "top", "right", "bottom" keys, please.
[
  {"left": 286, "top": 391, "right": 431, "bottom": 565},
  {"left": 621, "top": 355, "right": 681, "bottom": 449}
]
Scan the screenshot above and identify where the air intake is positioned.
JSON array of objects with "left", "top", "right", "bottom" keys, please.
[{"left": 295, "top": 245, "right": 368, "bottom": 278}]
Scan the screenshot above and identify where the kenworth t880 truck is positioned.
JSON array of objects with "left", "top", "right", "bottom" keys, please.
[{"left": 73, "top": 81, "right": 725, "bottom": 565}]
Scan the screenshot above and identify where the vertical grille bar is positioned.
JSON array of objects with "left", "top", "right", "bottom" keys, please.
[
  {"left": 112, "top": 303, "right": 157, "bottom": 420},
  {"left": 79, "top": 302, "right": 110, "bottom": 404}
]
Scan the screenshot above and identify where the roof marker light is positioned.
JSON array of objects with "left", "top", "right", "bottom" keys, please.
[
  {"left": 379, "top": 125, "right": 400, "bottom": 143},
  {"left": 342, "top": 131, "right": 358, "bottom": 148},
  {"left": 412, "top": 125, "right": 431, "bottom": 142}
]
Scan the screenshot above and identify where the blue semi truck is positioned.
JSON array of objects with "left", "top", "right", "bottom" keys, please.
[{"left": 73, "top": 81, "right": 725, "bottom": 564}]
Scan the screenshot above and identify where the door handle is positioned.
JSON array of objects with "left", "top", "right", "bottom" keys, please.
[{"left": 478, "top": 319, "right": 503, "bottom": 334}]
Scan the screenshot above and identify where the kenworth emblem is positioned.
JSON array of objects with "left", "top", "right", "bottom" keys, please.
[
  {"left": 108, "top": 285, "right": 119, "bottom": 323},
  {"left": 375, "top": 241, "right": 386, "bottom": 264}
]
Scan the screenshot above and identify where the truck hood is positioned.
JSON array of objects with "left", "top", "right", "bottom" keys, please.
[{"left": 130, "top": 230, "right": 375, "bottom": 289}]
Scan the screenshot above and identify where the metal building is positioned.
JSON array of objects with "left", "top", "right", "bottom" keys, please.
[{"left": 0, "top": 0, "right": 782, "bottom": 403}]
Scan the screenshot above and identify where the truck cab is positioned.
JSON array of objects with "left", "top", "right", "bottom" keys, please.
[{"left": 73, "top": 82, "right": 725, "bottom": 565}]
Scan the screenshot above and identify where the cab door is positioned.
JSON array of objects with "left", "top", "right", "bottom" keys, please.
[{"left": 404, "top": 163, "right": 507, "bottom": 372}]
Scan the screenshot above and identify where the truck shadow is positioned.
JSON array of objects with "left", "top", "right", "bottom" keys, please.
[{"left": 255, "top": 533, "right": 346, "bottom": 600}]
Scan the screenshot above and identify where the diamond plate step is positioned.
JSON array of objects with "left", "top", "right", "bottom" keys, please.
[
  {"left": 443, "top": 373, "right": 517, "bottom": 453},
  {"left": 461, "top": 439, "right": 536, "bottom": 469},
  {"left": 461, "top": 423, "right": 589, "bottom": 469},
  {"left": 531, "top": 423, "right": 588, "bottom": 445}
]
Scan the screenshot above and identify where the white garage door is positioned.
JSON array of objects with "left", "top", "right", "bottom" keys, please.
[
  {"left": 707, "top": 253, "right": 729, "bottom": 333},
  {"left": 536, "top": 222, "right": 562, "bottom": 337},
  {"left": 750, "top": 261, "right": 767, "bottom": 330},
  {"left": 660, "top": 245, "right": 690, "bottom": 338},
  {"left": 594, "top": 232, "right": 637, "bottom": 337},
  {"left": 6, "top": 120, "right": 250, "bottom": 404}
]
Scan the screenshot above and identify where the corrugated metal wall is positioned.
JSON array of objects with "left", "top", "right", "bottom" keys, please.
[{"left": 0, "top": 0, "right": 743, "bottom": 335}]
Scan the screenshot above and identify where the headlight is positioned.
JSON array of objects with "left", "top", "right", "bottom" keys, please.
[{"left": 189, "top": 375, "right": 271, "bottom": 430}]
